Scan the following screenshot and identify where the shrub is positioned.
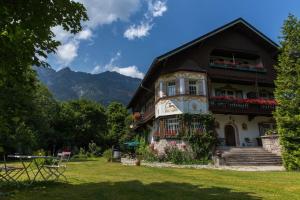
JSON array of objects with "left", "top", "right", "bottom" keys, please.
[
  {"left": 72, "top": 147, "right": 88, "bottom": 160},
  {"left": 165, "top": 146, "right": 194, "bottom": 164},
  {"left": 87, "top": 141, "right": 101, "bottom": 157},
  {"left": 179, "top": 114, "right": 217, "bottom": 160},
  {"left": 102, "top": 149, "right": 112, "bottom": 162}
]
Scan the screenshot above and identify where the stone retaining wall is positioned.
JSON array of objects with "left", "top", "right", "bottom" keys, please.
[{"left": 261, "top": 135, "right": 281, "bottom": 156}]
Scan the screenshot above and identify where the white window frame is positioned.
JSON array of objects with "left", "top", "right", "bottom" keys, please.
[
  {"left": 190, "top": 118, "right": 204, "bottom": 132},
  {"left": 165, "top": 118, "right": 179, "bottom": 134},
  {"left": 167, "top": 81, "right": 176, "bottom": 96},
  {"left": 189, "top": 80, "right": 197, "bottom": 95}
]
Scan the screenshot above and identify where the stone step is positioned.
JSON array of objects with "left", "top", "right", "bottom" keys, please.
[
  {"left": 226, "top": 159, "right": 282, "bottom": 163},
  {"left": 225, "top": 155, "right": 281, "bottom": 158},
  {"left": 219, "top": 147, "right": 282, "bottom": 166},
  {"left": 226, "top": 162, "right": 282, "bottom": 166}
]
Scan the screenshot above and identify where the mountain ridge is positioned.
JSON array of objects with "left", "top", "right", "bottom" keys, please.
[{"left": 36, "top": 67, "right": 141, "bottom": 106}]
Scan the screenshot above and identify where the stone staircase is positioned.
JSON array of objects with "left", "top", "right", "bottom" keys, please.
[{"left": 219, "top": 147, "right": 282, "bottom": 166}]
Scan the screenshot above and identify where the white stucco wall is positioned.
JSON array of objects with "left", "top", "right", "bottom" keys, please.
[
  {"left": 155, "top": 96, "right": 208, "bottom": 117},
  {"left": 155, "top": 71, "right": 208, "bottom": 118},
  {"left": 214, "top": 114, "right": 274, "bottom": 147}
]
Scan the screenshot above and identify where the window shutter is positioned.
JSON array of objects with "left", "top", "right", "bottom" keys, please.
[
  {"left": 198, "top": 79, "right": 204, "bottom": 95},
  {"left": 199, "top": 79, "right": 206, "bottom": 96},
  {"left": 162, "top": 81, "right": 167, "bottom": 97},
  {"left": 185, "top": 78, "right": 189, "bottom": 95},
  {"left": 159, "top": 119, "right": 165, "bottom": 138},
  {"left": 155, "top": 85, "right": 159, "bottom": 101},
  {"left": 176, "top": 79, "right": 180, "bottom": 95}
]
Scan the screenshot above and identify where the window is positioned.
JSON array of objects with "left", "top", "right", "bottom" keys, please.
[
  {"left": 167, "top": 81, "right": 176, "bottom": 96},
  {"left": 165, "top": 118, "right": 179, "bottom": 136},
  {"left": 227, "top": 90, "right": 234, "bottom": 97},
  {"left": 215, "top": 89, "right": 226, "bottom": 96},
  {"left": 247, "top": 92, "right": 257, "bottom": 99},
  {"left": 259, "top": 91, "right": 268, "bottom": 99},
  {"left": 189, "top": 80, "right": 197, "bottom": 95},
  {"left": 236, "top": 90, "right": 243, "bottom": 98},
  {"left": 190, "top": 118, "right": 204, "bottom": 132},
  {"left": 259, "top": 122, "right": 276, "bottom": 136}
]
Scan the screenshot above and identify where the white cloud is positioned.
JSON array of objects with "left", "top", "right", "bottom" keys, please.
[
  {"left": 76, "top": 29, "right": 92, "bottom": 40},
  {"left": 91, "top": 52, "right": 144, "bottom": 79},
  {"left": 124, "top": 22, "right": 152, "bottom": 40},
  {"left": 149, "top": 0, "right": 167, "bottom": 17},
  {"left": 52, "top": 26, "right": 73, "bottom": 43},
  {"left": 124, "top": 0, "right": 168, "bottom": 40},
  {"left": 51, "top": 0, "right": 142, "bottom": 65},
  {"left": 56, "top": 41, "right": 78, "bottom": 65},
  {"left": 111, "top": 66, "right": 144, "bottom": 79},
  {"left": 77, "top": 0, "right": 141, "bottom": 28}
]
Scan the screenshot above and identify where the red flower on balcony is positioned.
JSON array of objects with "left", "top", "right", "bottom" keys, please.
[
  {"left": 210, "top": 96, "right": 277, "bottom": 106},
  {"left": 133, "top": 112, "right": 142, "bottom": 121},
  {"left": 165, "top": 130, "right": 177, "bottom": 137}
]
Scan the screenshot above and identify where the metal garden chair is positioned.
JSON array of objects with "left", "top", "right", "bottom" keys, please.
[
  {"left": 41, "top": 151, "right": 71, "bottom": 182},
  {"left": 0, "top": 147, "right": 25, "bottom": 183}
]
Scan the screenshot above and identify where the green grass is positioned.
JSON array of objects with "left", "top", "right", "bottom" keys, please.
[{"left": 1, "top": 158, "right": 300, "bottom": 200}]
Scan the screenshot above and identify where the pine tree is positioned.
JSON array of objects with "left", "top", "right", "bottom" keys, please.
[{"left": 275, "top": 14, "right": 300, "bottom": 170}]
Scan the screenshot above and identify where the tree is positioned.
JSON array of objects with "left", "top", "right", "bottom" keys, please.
[
  {"left": 0, "top": 0, "right": 88, "bottom": 67},
  {"left": 106, "top": 102, "right": 129, "bottom": 146},
  {"left": 53, "top": 100, "right": 107, "bottom": 152},
  {"left": 275, "top": 14, "right": 300, "bottom": 170},
  {"left": 0, "top": 1, "right": 88, "bottom": 153}
]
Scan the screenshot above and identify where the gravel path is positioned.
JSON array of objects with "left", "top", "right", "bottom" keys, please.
[{"left": 121, "top": 158, "right": 285, "bottom": 171}]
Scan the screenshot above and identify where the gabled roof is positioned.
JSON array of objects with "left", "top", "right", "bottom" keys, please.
[
  {"left": 156, "top": 18, "right": 279, "bottom": 61},
  {"left": 128, "top": 18, "right": 279, "bottom": 108}
]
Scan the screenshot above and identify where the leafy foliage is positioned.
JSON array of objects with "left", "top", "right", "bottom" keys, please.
[
  {"left": 52, "top": 99, "right": 107, "bottom": 152},
  {"left": 179, "top": 114, "right": 217, "bottom": 159},
  {"left": 102, "top": 149, "right": 113, "bottom": 162},
  {"left": 106, "top": 102, "right": 132, "bottom": 146},
  {"left": 275, "top": 14, "right": 300, "bottom": 170},
  {"left": 164, "top": 145, "right": 194, "bottom": 164},
  {"left": 0, "top": 0, "right": 88, "bottom": 153}
]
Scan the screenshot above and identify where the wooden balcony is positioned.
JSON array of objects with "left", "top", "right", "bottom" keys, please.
[
  {"left": 133, "top": 108, "right": 155, "bottom": 128},
  {"left": 209, "top": 96, "right": 276, "bottom": 116},
  {"left": 209, "top": 57, "right": 266, "bottom": 73}
]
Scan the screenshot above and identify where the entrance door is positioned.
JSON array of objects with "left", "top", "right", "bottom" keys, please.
[{"left": 225, "top": 125, "right": 236, "bottom": 146}]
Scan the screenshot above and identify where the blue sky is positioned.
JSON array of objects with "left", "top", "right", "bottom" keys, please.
[{"left": 48, "top": 0, "right": 300, "bottom": 79}]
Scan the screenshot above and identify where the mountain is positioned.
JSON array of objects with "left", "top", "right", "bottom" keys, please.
[{"left": 36, "top": 67, "right": 141, "bottom": 106}]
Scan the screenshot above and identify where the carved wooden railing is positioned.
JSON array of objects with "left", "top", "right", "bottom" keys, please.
[{"left": 209, "top": 96, "right": 276, "bottom": 115}]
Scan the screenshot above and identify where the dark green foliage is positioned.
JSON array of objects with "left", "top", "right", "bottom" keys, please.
[
  {"left": 0, "top": 0, "right": 88, "bottom": 67},
  {"left": 106, "top": 102, "right": 132, "bottom": 146},
  {"left": 102, "top": 149, "right": 113, "bottom": 162},
  {"left": 164, "top": 146, "right": 194, "bottom": 164},
  {"left": 179, "top": 114, "right": 217, "bottom": 159},
  {"left": 52, "top": 99, "right": 107, "bottom": 152},
  {"left": 275, "top": 14, "right": 300, "bottom": 170},
  {"left": 0, "top": 0, "right": 87, "bottom": 153}
]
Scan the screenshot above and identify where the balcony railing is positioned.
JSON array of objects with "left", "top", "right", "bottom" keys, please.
[
  {"left": 209, "top": 57, "right": 266, "bottom": 72},
  {"left": 209, "top": 96, "right": 276, "bottom": 115},
  {"left": 133, "top": 108, "right": 155, "bottom": 127}
]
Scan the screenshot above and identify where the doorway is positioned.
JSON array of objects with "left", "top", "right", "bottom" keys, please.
[{"left": 225, "top": 125, "right": 236, "bottom": 146}]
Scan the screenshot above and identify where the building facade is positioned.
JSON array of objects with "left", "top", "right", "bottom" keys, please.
[{"left": 128, "top": 18, "right": 278, "bottom": 151}]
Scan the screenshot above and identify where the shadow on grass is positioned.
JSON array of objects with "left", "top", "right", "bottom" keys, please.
[{"left": 1, "top": 180, "right": 262, "bottom": 200}]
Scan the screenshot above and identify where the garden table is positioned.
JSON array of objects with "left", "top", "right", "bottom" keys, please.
[{"left": 7, "top": 155, "right": 53, "bottom": 183}]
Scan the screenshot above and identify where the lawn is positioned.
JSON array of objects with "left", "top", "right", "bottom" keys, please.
[{"left": 1, "top": 158, "right": 300, "bottom": 200}]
